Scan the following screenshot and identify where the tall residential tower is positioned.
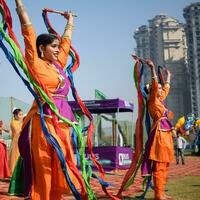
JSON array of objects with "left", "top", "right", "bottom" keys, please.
[{"left": 184, "top": 2, "right": 200, "bottom": 117}]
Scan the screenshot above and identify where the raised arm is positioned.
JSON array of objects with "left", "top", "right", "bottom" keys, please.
[
  {"left": 62, "top": 12, "right": 74, "bottom": 40},
  {"left": 145, "top": 59, "right": 158, "bottom": 100},
  {"left": 57, "top": 12, "right": 74, "bottom": 68},
  {"left": 15, "top": 0, "right": 31, "bottom": 26},
  {"left": 160, "top": 69, "right": 171, "bottom": 101},
  {"left": 15, "top": 0, "right": 39, "bottom": 72},
  {"left": 146, "top": 59, "right": 157, "bottom": 81}
]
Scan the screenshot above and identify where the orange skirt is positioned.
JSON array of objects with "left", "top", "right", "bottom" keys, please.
[{"left": 30, "top": 115, "right": 79, "bottom": 200}]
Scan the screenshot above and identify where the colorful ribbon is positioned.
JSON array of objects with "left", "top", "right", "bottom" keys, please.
[
  {"left": 117, "top": 56, "right": 145, "bottom": 196},
  {"left": 42, "top": 9, "right": 119, "bottom": 200},
  {"left": 0, "top": 1, "right": 119, "bottom": 199},
  {"left": 0, "top": 2, "right": 89, "bottom": 199},
  {"left": 117, "top": 56, "right": 155, "bottom": 198}
]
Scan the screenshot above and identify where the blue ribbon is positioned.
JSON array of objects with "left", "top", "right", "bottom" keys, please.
[{"left": 0, "top": 30, "right": 81, "bottom": 199}]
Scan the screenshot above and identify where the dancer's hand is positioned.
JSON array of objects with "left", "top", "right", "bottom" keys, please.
[
  {"left": 132, "top": 55, "right": 144, "bottom": 63},
  {"left": 62, "top": 11, "right": 74, "bottom": 21},
  {"left": 132, "top": 55, "right": 140, "bottom": 60},
  {"left": 145, "top": 59, "right": 155, "bottom": 68},
  {"left": 165, "top": 69, "right": 172, "bottom": 78}
]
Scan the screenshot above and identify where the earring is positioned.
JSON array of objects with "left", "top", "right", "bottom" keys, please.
[{"left": 41, "top": 51, "right": 44, "bottom": 58}]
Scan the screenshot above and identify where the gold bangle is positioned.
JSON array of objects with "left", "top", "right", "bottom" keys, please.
[
  {"left": 65, "top": 23, "right": 74, "bottom": 31},
  {"left": 22, "top": 23, "right": 32, "bottom": 28},
  {"left": 16, "top": 5, "right": 26, "bottom": 15},
  {"left": 166, "top": 81, "right": 170, "bottom": 84},
  {"left": 152, "top": 76, "right": 157, "bottom": 79},
  {"left": 67, "top": 23, "right": 74, "bottom": 28},
  {"left": 65, "top": 27, "right": 73, "bottom": 31},
  {"left": 62, "top": 35, "right": 70, "bottom": 39}
]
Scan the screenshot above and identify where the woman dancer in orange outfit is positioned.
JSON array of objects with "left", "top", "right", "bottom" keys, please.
[
  {"left": 12, "top": 0, "right": 85, "bottom": 199},
  {"left": 9, "top": 108, "right": 23, "bottom": 174},
  {"left": 141, "top": 60, "right": 174, "bottom": 200}
]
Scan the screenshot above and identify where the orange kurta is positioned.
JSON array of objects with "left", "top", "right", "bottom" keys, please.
[
  {"left": 21, "top": 25, "right": 79, "bottom": 200},
  {"left": 148, "top": 79, "right": 174, "bottom": 163},
  {"left": 147, "top": 79, "right": 174, "bottom": 199},
  {"left": 9, "top": 119, "right": 22, "bottom": 174}
]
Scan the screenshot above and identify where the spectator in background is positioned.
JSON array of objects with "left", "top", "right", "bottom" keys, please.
[
  {"left": 9, "top": 108, "right": 23, "bottom": 174},
  {"left": 0, "top": 120, "right": 10, "bottom": 135},
  {"left": 0, "top": 120, "right": 10, "bottom": 178},
  {"left": 175, "top": 132, "right": 187, "bottom": 165}
]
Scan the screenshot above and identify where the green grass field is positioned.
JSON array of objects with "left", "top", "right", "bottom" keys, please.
[{"left": 139, "top": 176, "right": 200, "bottom": 200}]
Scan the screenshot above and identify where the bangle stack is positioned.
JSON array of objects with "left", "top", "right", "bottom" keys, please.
[
  {"left": 65, "top": 23, "right": 74, "bottom": 31},
  {"left": 62, "top": 35, "right": 70, "bottom": 39},
  {"left": 22, "top": 23, "right": 32, "bottom": 28},
  {"left": 63, "top": 23, "right": 74, "bottom": 39}
]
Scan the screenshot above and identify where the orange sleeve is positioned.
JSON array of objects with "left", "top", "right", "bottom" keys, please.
[
  {"left": 22, "top": 25, "right": 39, "bottom": 67},
  {"left": 22, "top": 26, "right": 51, "bottom": 85},
  {"left": 57, "top": 38, "right": 71, "bottom": 69},
  {"left": 160, "top": 83, "right": 170, "bottom": 101}
]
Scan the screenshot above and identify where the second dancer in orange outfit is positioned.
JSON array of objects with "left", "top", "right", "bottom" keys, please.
[{"left": 141, "top": 60, "right": 174, "bottom": 200}]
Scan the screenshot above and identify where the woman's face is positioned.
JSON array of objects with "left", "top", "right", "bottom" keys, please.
[
  {"left": 43, "top": 39, "right": 60, "bottom": 62},
  {"left": 15, "top": 111, "right": 24, "bottom": 121},
  {"left": 158, "top": 83, "right": 162, "bottom": 97}
]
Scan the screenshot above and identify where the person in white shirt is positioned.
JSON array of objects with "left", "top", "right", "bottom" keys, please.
[{"left": 175, "top": 132, "right": 187, "bottom": 164}]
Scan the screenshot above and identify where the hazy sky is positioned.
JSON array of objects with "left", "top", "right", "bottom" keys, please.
[{"left": 0, "top": 0, "right": 195, "bottom": 110}]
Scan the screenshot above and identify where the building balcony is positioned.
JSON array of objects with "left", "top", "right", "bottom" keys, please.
[
  {"left": 164, "top": 39, "right": 181, "bottom": 43},
  {"left": 164, "top": 44, "right": 181, "bottom": 48},
  {"left": 163, "top": 39, "right": 181, "bottom": 48},
  {"left": 162, "top": 26, "right": 179, "bottom": 30}
]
